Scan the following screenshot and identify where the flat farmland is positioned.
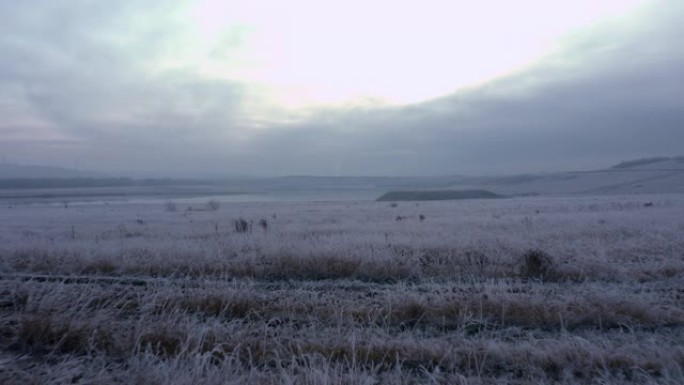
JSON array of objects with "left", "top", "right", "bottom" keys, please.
[{"left": 1, "top": 195, "right": 683, "bottom": 384}]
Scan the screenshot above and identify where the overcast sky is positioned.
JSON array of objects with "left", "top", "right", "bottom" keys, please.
[{"left": 1, "top": 0, "right": 682, "bottom": 177}]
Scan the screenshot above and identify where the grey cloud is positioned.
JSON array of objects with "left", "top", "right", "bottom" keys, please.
[
  {"left": 0, "top": 0, "right": 249, "bottom": 163},
  {"left": 1, "top": 1, "right": 683, "bottom": 176},
  {"left": 233, "top": 2, "right": 684, "bottom": 175}
]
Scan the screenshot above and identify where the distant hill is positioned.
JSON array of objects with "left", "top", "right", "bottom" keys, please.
[
  {"left": 3, "top": 157, "right": 684, "bottom": 199},
  {"left": 611, "top": 156, "right": 684, "bottom": 170},
  {"left": 441, "top": 157, "right": 684, "bottom": 196},
  {"left": 0, "top": 164, "right": 101, "bottom": 179},
  {"left": 377, "top": 190, "right": 502, "bottom": 201},
  {"left": 0, "top": 178, "right": 220, "bottom": 190}
]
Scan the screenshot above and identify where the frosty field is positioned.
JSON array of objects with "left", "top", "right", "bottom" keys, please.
[{"left": 1, "top": 194, "right": 683, "bottom": 384}]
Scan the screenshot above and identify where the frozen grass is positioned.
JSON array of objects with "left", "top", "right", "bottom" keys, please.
[{"left": 0, "top": 194, "right": 683, "bottom": 384}]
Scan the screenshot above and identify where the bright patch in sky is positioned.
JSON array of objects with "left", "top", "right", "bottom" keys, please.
[{"left": 190, "top": 0, "right": 643, "bottom": 107}]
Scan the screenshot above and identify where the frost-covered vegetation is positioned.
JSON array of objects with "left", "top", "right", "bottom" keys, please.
[{"left": 1, "top": 195, "right": 683, "bottom": 384}]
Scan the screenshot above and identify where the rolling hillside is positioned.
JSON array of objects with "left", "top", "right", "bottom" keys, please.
[{"left": 449, "top": 157, "right": 684, "bottom": 196}]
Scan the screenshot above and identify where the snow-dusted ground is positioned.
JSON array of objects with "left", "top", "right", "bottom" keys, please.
[{"left": 1, "top": 194, "right": 683, "bottom": 384}]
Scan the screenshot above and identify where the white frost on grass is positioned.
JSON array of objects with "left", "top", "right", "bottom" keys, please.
[{"left": 0, "top": 194, "right": 683, "bottom": 384}]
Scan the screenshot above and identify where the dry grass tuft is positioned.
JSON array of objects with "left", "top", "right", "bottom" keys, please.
[
  {"left": 138, "top": 325, "right": 188, "bottom": 357},
  {"left": 519, "top": 249, "right": 556, "bottom": 280}
]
